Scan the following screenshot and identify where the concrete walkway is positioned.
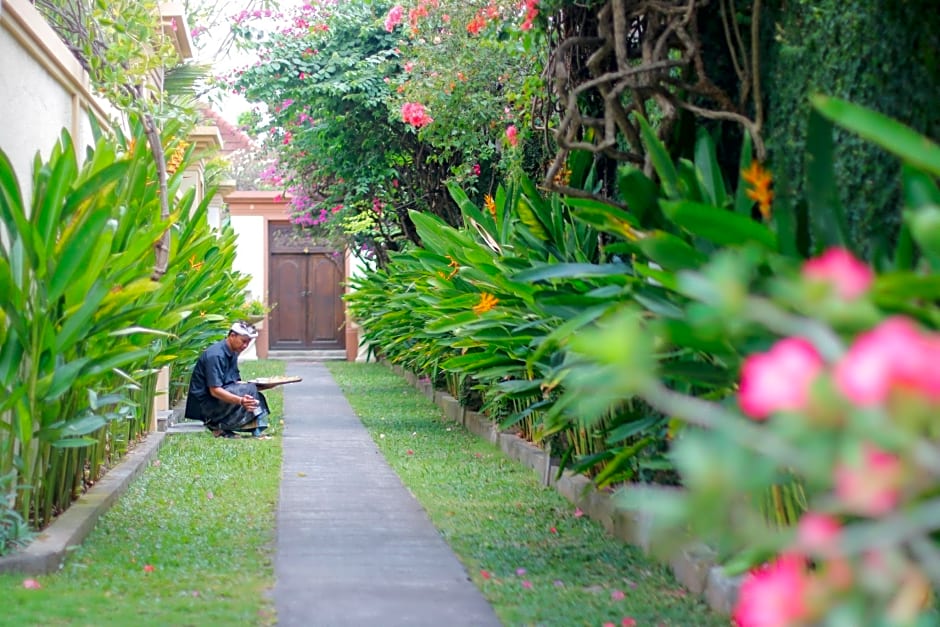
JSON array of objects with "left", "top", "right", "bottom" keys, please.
[{"left": 273, "top": 361, "right": 501, "bottom": 627}]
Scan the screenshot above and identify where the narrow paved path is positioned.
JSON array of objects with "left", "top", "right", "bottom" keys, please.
[{"left": 273, "top": 361, "right": 501, "bottom": 627}]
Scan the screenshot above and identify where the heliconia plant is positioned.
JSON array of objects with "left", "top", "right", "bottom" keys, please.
[
  {"left": 556, "top": 99, "right": 940, "bottom": 624},
  {"left": 0, "top": 123, "right": 250, "bottom": 543}
]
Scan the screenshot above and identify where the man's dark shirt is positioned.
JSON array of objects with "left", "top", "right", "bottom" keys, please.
[{"left": 187, "top": 338, "right": 241, "bottom": 402}]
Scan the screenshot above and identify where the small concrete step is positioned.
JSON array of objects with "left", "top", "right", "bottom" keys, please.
[
  {"left": 166, "top": 421, "right": 207, "bottom": 434},
  {"left": 267, "top": 350, "right": 347, "bottom": 361}
]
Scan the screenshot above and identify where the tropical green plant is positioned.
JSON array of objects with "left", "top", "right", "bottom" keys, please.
[
  {"left": 552, "top": 99, "right": 940, "bottom": 623},
  {"left": 0, "top": 121, "right": 250, "bottom": 529}
]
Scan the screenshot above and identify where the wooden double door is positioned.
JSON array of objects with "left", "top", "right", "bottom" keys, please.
[{"left": 268, "top": 225, "right": 345, "bottom": 350}]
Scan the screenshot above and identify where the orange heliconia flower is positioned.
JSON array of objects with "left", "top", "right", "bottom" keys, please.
[
  {"left": 166, "top": 140, "right": 190, "bottom": 174},
  {"left": 445, "top": 255, "right": 460, "bottom": 279},
  {"left": 741, "top": 161, "right": 774, "bottom": 220},
  {"left": 472, "top": 292, "right": 498, "bottom": 314},
  {"left": 484, "top": 194, "right": 496, "bottom": 217}
]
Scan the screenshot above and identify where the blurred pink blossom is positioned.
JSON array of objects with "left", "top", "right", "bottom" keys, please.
[
  {"left": 834, "top": 442, "right": 903, "bottom": 516},
  {"left": 733, "top": 554, "right": 811, "bottom": 627},
  {"left": 738, "top": 337, "right": 824, "bottom": 420},
  {"left": 505, "top": 125, "right": 519, "bottom": 146},
  {"left": 796, "top": 512, "right": 841, "bottom": 556},
  {"left": 834, "top": 316, "right": 940, "bottom": 406},
  {"left": 802, "top": 247, "right": 873, "bottom": 300}
]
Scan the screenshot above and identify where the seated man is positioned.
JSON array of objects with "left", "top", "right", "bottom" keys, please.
[{"left": 184, "top": 321, "right": 272, "bottom": 438}]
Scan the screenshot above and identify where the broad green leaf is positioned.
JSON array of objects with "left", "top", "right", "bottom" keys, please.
[
  {"left": 48, "top": 209, "right": 112, "bottom": 302},
  {"left": 513, "top": 262, "right": 631, "bottom": 283},
  {"left": 811, "top": 95, "right": 940, "bottom": 177},
  {"left": 636, "top": 231, "right": 708, "bottom": 271},
  {"left": 637, "top": 116, "right": 679, "bottom": 199},
  {"left": 516, "top": 196, "right": 549, "bottom": 240},
  {"left": 734, "top": 133, "right": 754, "bottom": 216},
  {"left": 660, "top": 200, "right": 778, "bottom": 250},
  {"left": 617, "top": 166, "right": 659, "bottom": 223},
  {"left": 805, "top": 110, "right": 849, "bottom": 250},
  {"left": 694, "top": 128, "right": 728, "bottom": 208}
]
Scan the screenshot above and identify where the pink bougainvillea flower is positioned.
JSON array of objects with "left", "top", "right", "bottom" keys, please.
[
  {"left": 520, "top": 0, "right": 539, "bottom": 30},
  {"left": 833, "top": 442, "right": 903, "bottom": 516},
  {"left": 796, "top": 512, "right": 841, "bottom": 556},
  {"left": 733, "top": 554, "right": 811, "bottom": 627},
  {"left": 505, "top": 124, "right": 519, "bottom": 146},
  {"left": 834, "top": 316, "right": 940, "bottom": 406},
  {"left": 384, "top": 5, "right": 404, "bottom": 31},
  {"left": 611, "top": 589, "right": 625, "bottom": 601},
  {"left": 802, "top": 247, "right": 873, "bottom": 300},
  {"left": 401, "top": 102, "right": 433, "bottom": 128},
  {"left": 738, "top": 337, "right": 824, "bottom": 420},
  {"left": 472, "top": 163, "right": 481, "bottom": 176},
  {"left": 22, "top": 578, "right": 41, "bottom": 589},
  {"left": 143, "top": 564, "right": 155, "bottom": 573}
]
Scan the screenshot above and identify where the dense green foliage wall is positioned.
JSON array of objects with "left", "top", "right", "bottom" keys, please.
[{"left": 762, "top": 0, "right": 940, "bottom": 260}]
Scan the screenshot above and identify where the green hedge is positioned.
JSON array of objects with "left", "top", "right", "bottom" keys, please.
[{"left": 761, "top": 0, "right": 940, "bottom": 259}]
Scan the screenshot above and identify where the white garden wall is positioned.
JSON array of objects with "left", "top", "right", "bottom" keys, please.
[{"left": 0, "top": 0, "right": 110, "bottom": 200}]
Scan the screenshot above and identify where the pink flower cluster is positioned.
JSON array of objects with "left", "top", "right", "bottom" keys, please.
[
  {"left": 384, "top": 5, "right": 404, "bottom": 31},
  {"left": 731, "top": 248, "right": 934, "bottom": 624},
  {"left": 520, "top": 0, "right": 539, "bottom": 30},
  {"left": 505, "top": 125, "right": 518, "bottom": 146},
  {"left": 402, "top": 102, "right": 433, "bottom": 128}
]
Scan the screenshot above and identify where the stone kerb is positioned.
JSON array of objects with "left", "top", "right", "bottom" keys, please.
[
  {"left": 403, "top": 369, "right": 741, "bottom": 616},
  {"left": 0, "top": 431, "right": 167, "bottom": 575}
]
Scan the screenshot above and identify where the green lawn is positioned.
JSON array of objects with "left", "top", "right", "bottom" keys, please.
[
  {"left": 328, "top": 361, "right": 726, "bottom": 627},
  {"left": 2, "top": 359, "right": 724, "bottom": 626},
  {"left": 0, "top": 360, "right": 285, "bottom": 627}
]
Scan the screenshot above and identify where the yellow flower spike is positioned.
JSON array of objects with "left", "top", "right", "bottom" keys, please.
[
  {"left": 472, "top": 292, "right": 499, "bottom": 315},
  {"left": 484, "top": 194, "right": 496, "bottom": 217},
  {"left": 445, "top": 255, "right": 460, "bottom": 279},
  {"left": 741, "top": 161, "right": 774, "bottom": 220}
]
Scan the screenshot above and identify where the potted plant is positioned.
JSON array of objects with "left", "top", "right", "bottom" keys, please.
[{"left": 238, "top": 294, "right": 274, "bottom": 326}]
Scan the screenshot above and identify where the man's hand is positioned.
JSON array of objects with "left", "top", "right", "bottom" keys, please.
[{"left": 239, "top": 394, "right": 259, "bottom": 411}]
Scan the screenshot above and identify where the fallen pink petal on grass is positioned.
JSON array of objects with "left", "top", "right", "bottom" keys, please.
[
  {"left": 206, "top": 491, "right": 214, "bottom": 500},
  {"left": 521, "top": 580, "right": 533, "bottom": 589},
  {"left": 574, "top": 507, "right": 584, "bottom": 518},
  {"left": 611, "top": 589, "right": 626, "bottom": 600},
  {"left": 22, "top": 578, "right": 41, "bottom": 589},
  {"left": 516, "top": 568, "right": 527, "bottom": 576},
  {"left": 480, "top": 570, "right": 491, "bottom": 580},
  {"left": 549, "top": 526, "right": 557, "bottom": 534},
  {"left": 143, "top": 564, "right": 155, "bottom": 573},
  {"left": 622, "top": 618, "right": 637, "bottom": 627},
  {"left": 406, "top": 449, "right": 414, "bottom": 455}
]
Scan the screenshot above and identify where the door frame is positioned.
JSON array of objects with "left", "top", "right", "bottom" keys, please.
[
  {"left": 268, "top": 224, "right": 346, "bottom": 350},
  {"left": 223, "top": 191, "right": 358, "bottom": 359}
]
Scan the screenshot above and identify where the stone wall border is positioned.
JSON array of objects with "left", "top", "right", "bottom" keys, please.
[{"left": 0, "top": 430, "right": 168, "bottom": 575}]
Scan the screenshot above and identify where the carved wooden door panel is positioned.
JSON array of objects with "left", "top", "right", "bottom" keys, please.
[{"left": 268, "top": 224, "right": 345, "bottom": 350}]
